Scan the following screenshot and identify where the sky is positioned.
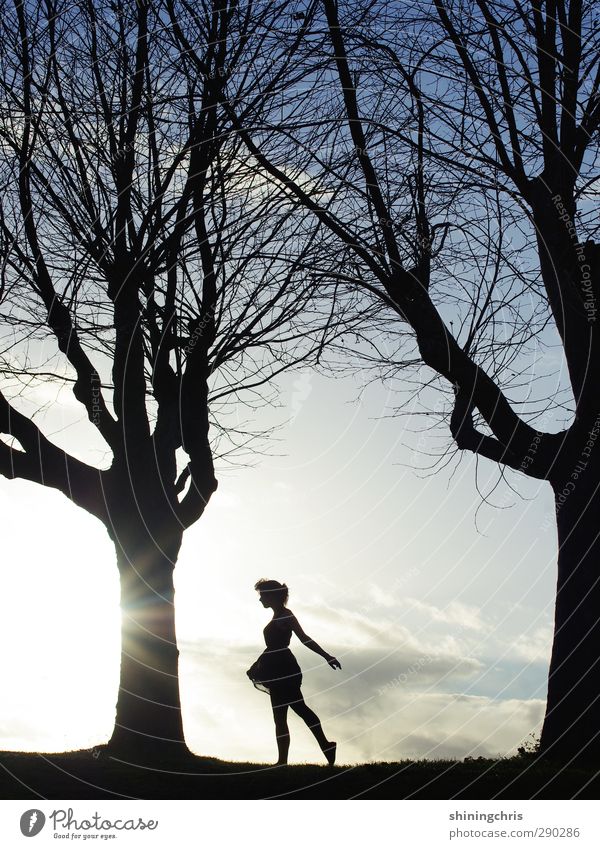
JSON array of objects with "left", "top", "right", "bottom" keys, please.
[{"left": 0, "top": 363, "right": 559, "bottom": 766}]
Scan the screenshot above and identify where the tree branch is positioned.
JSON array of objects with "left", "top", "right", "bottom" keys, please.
[
  {"left": 0, "top": 390, "right": 107, "bottom": 519},
  {"left": 13, "top": 0, "right": 118, "bottom": 449},
  {"left": 450, "top": 386, "right": 555, "bottom": 479}
]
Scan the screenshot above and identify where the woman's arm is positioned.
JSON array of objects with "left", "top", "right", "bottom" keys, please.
[{"left": 290, "top": 613, "right": 342, "bottom": 669}]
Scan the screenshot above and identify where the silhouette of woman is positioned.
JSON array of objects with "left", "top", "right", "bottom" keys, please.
[{"left": 247, "top": 578, "right": 342, "bottom": 766}]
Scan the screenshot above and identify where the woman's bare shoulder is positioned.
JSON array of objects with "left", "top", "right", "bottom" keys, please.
[{"left": 276, "top": 607, "right": 296, "bottom": 624}]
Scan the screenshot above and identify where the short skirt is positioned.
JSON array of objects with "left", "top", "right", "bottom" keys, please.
[{"left": 247, "top": 648, "right": 303, "bottom": 705}]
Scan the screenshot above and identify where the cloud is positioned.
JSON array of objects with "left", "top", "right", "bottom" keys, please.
[
  {"left": 176, "top": 636, "right": 540, "bottom": 764},
  {"left": 183, "top": 579, "right": 550, "bottom": 765},
  {"left": 282, "top": 597, "right": 487, "bottom": 666},
  {"left": 321, "top": 689, "right": 545, "bottom": 763},
  {"left": 402, "top": 597, "right": 488, "bottom": 632},
  {"left": 510, "top": 626, "right": 553, "bottom": 663},
  {"left": 364, "top": 581, "right": 397, "bottom": 609}
]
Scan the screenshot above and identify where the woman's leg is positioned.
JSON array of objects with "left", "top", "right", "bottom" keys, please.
[
  {"left": 289, "top": 692, "right": 334, "bottom": 759},
  {"left": 270, "top": 695, "right": 290, "bottom": 765}
]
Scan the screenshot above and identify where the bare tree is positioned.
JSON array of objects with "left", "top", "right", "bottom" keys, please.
[
  {"left": 0, "top": 0, "right": 353, "bottom": 758},
  {"left": 228, "top": 0, "right": 600, "bottom": 761}
]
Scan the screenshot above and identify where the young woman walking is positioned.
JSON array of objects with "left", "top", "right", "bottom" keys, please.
[{"left": 247, "top": 578, "right": 341, "bottom": 766}]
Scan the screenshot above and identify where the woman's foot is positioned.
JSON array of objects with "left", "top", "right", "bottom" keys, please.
[{"left": 323, "top": 742, "right": 336, "bottom": 766}]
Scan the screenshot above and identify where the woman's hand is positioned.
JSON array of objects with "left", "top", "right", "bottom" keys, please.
[{"left": 326, "top": 655, "right": 342, "bottom": 670}]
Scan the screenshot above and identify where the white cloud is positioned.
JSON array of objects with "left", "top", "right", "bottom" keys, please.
[
  {"left": 365, "top": 581, "right": 397, "bottom": 609},
  {"left": 403, "top": 597, "right": 488, "bottom": 632},
  {"left": 321, "top": 688, "right": 545, "bottom": 763},
  {"left": 511, "top": 626, "right": 553, "bottom": 663},
  {"left": 178, "top": 642, "right": 544, "bottom": 764}
]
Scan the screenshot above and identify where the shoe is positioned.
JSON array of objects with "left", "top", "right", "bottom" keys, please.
[{"left": 323, "top": 742, "right": 336, "bottom": 766}]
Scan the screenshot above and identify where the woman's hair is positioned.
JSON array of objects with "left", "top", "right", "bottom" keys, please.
[{"left": 254, "top": 578, "right": 289, "bottom": 606}]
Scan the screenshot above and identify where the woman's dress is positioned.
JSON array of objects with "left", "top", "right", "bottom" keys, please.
[{"left": 247, "top": 612, "right": 303, "bottom": 706}]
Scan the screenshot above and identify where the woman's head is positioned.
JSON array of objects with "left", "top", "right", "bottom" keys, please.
[{"left": 254, "top": 578, "right": 289, "bottom": 608}]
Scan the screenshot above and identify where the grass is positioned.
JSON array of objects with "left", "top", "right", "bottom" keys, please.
[{"left": 0, "top": 748, "right": 599, "bottom": 799}]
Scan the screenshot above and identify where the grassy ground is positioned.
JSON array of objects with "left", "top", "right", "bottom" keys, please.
[{"left": 0, "top": 749, "right": 598, "bottom": 799}]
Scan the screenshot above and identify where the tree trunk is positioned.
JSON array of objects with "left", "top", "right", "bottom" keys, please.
[
  {"left": 541, "top": 451, "right": 600, "bottom": 762},
  {"left": 106, "top": 519, "right": 188, "bottom": 762}
]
